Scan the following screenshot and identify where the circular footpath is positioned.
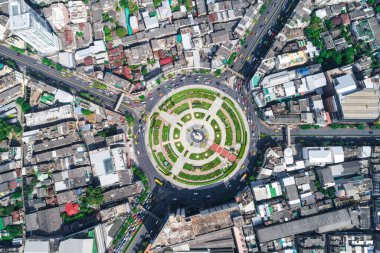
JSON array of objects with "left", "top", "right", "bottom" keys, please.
[{"left": 144, "top": 85, "right": 250, "bottom": 189}]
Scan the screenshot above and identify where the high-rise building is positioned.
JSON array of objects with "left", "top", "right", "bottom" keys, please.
[{"left": 8, "top": 0, "right": 60, "bottom": 54}]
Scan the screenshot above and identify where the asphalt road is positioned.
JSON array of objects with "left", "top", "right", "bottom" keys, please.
[
  {"left": 231, "top": 0, "right": 287, "bottom": 71},
  {"left": 0, "top": 45, "right": 137, "bottom": 116},
  {"left": 231, "top": 0, "right": 299, "bottom": 77}
]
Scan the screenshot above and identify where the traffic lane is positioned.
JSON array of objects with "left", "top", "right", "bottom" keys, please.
[
  {"left": 0, "top": 46, "right": 123, "bottom": 109},
  {"left": 233, "top": 0, "right": 291, "bottom": 70},
  {"left": 233, "top": 0, "right": 283, "bottom": 65}
]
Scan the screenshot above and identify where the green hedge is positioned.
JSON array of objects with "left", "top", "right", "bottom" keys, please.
[{"left": 178, "top": 169, "right": 222, "bottom": 181}]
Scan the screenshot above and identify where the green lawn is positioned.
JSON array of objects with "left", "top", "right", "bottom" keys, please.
[
  {"left": 192, "top": 100, "right": 212, "bottom": 110},
  {"left": 173, "top": 128, "right": 180, "bottom": 139},
  {"left": 189, "top": 150, "right": 215, "bottom": 160},
  {"left": 160, "top": 88, "right": 219, "bottom": 110},
  {"left": 175, "top": 141, "right": 184, "bottom": 153},
  {"left": 173, "top": 103, "right": 190, "bottom": 115},
  {"left": 181, "top": 113, "right": 192, "bottom": 123},
  {"left": 216, "top": 110, "right": 233, "bottom": 146},
  {"left": 202, "top": 157, "right": 222, "bottom": 171},
  {"left": 178, "top": 169, "right": 222, "bottom": 181},
  {"left": 222, "top": 102, "right": 242, "bottom": 143},
  {"left": 162, "top": 125, "right": 170, "bottom": 142},
  {"left": 164, "top": 144, "right": 178, "bottom": 163},
  {"left": 152, "top": 119, "right": 162, "bottom": 145},
  {"left": 194, "top": 112, "right": 205, "bottom": 119}
]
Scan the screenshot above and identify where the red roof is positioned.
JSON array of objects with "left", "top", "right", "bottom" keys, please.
[
  {"left": 65, "top": 202, "right": 79, "bottom": 216},
  {"left": 159, "top": 57, "right": 173, "bottom": 66},
  {"left": 84, "top": 56, "right": 94, "bottom": 66},
  {"left": 123, "top": 66, "right": 132, "bottom": 79},
  {"left": 341, "top": 13, "right": 350, "bottom": 26}
]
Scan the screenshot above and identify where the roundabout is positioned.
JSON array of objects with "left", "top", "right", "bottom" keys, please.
[{"left": 145, "top": 85, "right": 250, "bottom": 188}]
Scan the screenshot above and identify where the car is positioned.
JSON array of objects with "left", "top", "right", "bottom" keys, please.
[
  {"left": 264, "top": 17, "right": 268, "bottom": 22},
  {"left": 239, "top": 53, "right": 243, "bottom": 58},
  {"left": 251, "top": 31, "right": 255, "bottom": 36},
  {"left": 159, "top": 93, "right": 164, "bottom": 96}
]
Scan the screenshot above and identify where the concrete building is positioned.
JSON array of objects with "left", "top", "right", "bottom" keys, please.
[
  {"left": 24, "top": 240, "right": 50, "bottom": 253},
  {"left": 50, "top": 3, "right": 70, "bottom": 31},
  {"left": 59, "top": 238, "right": 93, "bottom": 253},
  {"left": 68, "top": 1, "right": 87, "bottom": 24},
  {"left": 256, "top": 209, "right": 354, "bottom": 242},
  {"left": 335, "top": 88, "right": 379, "bottom": 121},
  {"left": 8, "top": 0, "right": 60, "bottom": 54}
]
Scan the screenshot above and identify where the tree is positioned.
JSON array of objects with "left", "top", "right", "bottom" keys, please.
[
  {"left": 81, "top": 108, "right": 94, "bottom": 115},
  {"left": 119, "top": 0, "right": 128, "bottom": 8},
  {"left": 85, "top": 186, "right": 104, "bottom": 206},
  {"left": 115, "top": 26, "right": 127, "bottom": 38},
  {"left": 325, "top": 19, "right": 333, "bottom": 30},
  {"left": 125, "top": 112, "right": 135, "bottom": 124},
  {"left": 103, "top": 26, "right": 111, "bottom": 34},
  {"left": 375, "top": 5, "right": 380, "bottom": 13},
  {"left": 0, "top": 119, "right": 13, "bottom": 141},
  {"left": 214, "top": 69, "right": 222, "bottom": 77},
  {"left": 368, "top": 0, "right": 376, "bottom": 5}
]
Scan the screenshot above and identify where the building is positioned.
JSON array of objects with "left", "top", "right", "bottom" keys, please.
[
  {"left": 352, "top": 17, "right": 380, "bottom": 49},
  {"left": 68, "top": 1, "right": 87, "bottom": 24},
  {"left": 59, "top": 238, "right": 93, "bottom": 253},
  {"left": 50, "top": 3, "right": 70, "bottom": 31},
  {"left": 8, "top": 0, "right": 60, "bottom": 54},
  {"left": 275, "top": 51, "right": 308, "bottom": 70},
  {"left": 256, "top": 208, "right": 354, "bottom": 242},
  {"left": 335, "top": 88, "right": 379, "bottom": 121},
  {"left": 302, "top": 146, "right": 344, "bottom": 167},
  {"left": 24, "top": 240, "right": 50, "bottom": 253}
]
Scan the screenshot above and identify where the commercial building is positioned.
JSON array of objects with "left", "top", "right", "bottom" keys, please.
[
  {"left": 8, "top": 0, "right": 60, "bottom": 54},
  {"left": 335, "top": 88, "right": 379, "bottom": 121},
  {"left": 50, "top": 3, "right": 70, "bottom": 31},
  {"left": 302, "top": 146, "right": 344, "bottom": 167},
  {"left": 256, "top": 208, "right": 353, "bottom": 242}
]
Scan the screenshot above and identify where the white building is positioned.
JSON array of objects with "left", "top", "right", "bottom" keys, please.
[
  {"left": 302, "top": 146, "right": 344, "bottom": 167},
  {"left": 8, "top": 0, "right": 60, "bottom": 54},
  {"left": 68, "top": 1, "right": 87, "bottom": 23},
  {"left": 50, "top": 3, "right": 70, "bottom": 31}
]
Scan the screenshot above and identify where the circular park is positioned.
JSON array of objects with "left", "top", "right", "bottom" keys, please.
[{"left": 146, "top": 85, "right": 250, "bottom": 188}]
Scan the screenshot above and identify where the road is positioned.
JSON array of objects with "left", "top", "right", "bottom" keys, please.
[
  {"left": 0, "top": 45, "right": 138, "bottom": 116},
  {"left": 231, "top": 0, "right": 299, "bottom": 77}
]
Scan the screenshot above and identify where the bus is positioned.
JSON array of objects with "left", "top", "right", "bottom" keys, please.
[
  {"left": 240, "top": 173, "right": 248, "bottom": 182},
  {"left": 155, "top": 178, "right": 164, "bottom": 186}
]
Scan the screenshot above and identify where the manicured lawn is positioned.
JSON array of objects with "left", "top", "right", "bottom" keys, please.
[
  {"left": 192, "top": 101, "right": 212, "bottom": 110},
  {"left": 173, "top": 103, "right": 190, "bottom": 115},
  {"left": 211, "top": 119, "right": 222, "bottom": 145},
  {"left": 162, "top": 125, "right": 170, "bottom": 142},
  {"left": 222, "top": 102, "right": 242, "bottom": 143},
  {"left": 178, "top": 169, "right": 222, "bottom": 181},
  {"left": 175, "top": 141, "right": 184, "bottom": 153},
  {"left": 202, "top": 157, "right": 222, "bottom": 171},
  {"left": 216, "top": 110, "right": 233, "bottom": 146},
  {"left": 152, "top": 119, "right": 162, "bottom": 145},
  {"left": 173, "top": 128, "right": 180, "bottom": 139},
  {"left": 161, "top": 89, "right": 218, "bottom": 110},
  {"left": 183, "top": 163, "right": 194, "bottom": 171},
  {"left": 181, "top": 113, "right": 192, "bottom": 123},
  {"left": 194, "top": 112, "right": 205, "bottom": 119},
  {"left": 189, "top": 150, "right": 215, "bottom": 160},
  {"left": 164, "top": 144, "right": 178, "bottom": 163}
]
